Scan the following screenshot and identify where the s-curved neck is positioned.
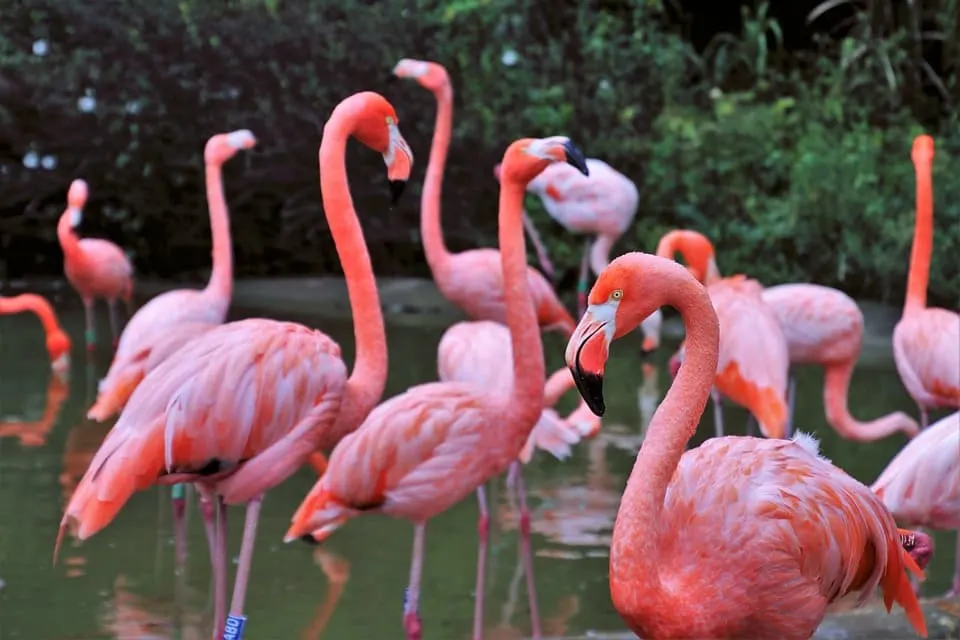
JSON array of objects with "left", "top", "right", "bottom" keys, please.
[
  {"left": 0, "top": 294, "right": 63, "bottom": 336},
  {"left": 611, "top": 256, "right": 719, "bottom": 599},
  {"left": 319, "top": 107, "right": 388, "bottom": 435},
  {"left": 420, "top": 82, "right": 455, "bottom": 277},
  {"left": 202, "top": 160, "right": 234, "bottom": 305}
]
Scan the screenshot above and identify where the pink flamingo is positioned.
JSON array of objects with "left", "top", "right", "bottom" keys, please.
[
  {"left": 88, "top": 129, "right": 255, "bottom": 422},
  {"left": 761, "top": 283, "right": 920, "bottom": 441},
  {"left": 435, "top": 320, "right": 597, "bottom": 638},
  {"left": 285, "top": 136, "right": 589, "bottom": 640},
  {"left": 565, "top": 252, "right": 928, "bottom": 639},
  {"left": 657, "top": 230, "right": 790, "bottom": 439},
  {"left": 55, "top": 91, "right": 413, "bottom": 639},
  {"left": 0, "top": 293, "right": 72, "bottom": 375},
  {"left": 57, "top": 179, "right": 134, "bottom": 351},
  {"left": 893, "top": 135, "right": 960, "bottom": 428},
  {"left": 872, "top": 411, "right": 959, "bottom": 596},
  {"left": 392, "top": 58, "right": 576, "bottom": 337}
]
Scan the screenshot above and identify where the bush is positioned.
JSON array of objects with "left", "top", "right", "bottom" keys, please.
[{"left": 0, "top": 0, "right": 956, "bottom": 307}]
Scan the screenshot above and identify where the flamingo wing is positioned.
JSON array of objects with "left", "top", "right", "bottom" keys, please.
[{"left": 872, "top": 411, "right": 960, "bottom": 528}]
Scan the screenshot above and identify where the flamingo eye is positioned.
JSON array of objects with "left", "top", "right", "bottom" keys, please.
[{"left": 610, "top": 289, "right": 623, "bottom": 301}]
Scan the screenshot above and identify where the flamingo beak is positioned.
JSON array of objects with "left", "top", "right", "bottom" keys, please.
[{"left": 566, "top": 307, "right": 613, "bottom": 416}]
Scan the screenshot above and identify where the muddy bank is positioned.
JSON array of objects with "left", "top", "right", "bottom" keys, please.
[
  {"left": 4, "top": 275, "right": 902, "bottom": 361},
  {"left": 540, "top": 595, "right": 960, "bottom": 639}
]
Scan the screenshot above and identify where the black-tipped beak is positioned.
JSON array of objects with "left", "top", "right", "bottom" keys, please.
[
  {"left": 299, "top": 533, "right": 321, "bottom": 546},
  {"left": 389, "top": 179, "right": 406, "bottom": 204},
  {"left": 570, "top": 364, "right": 605, "bottom": 416},
  {"left": 562, "top": 140, "right": 589, "bottom": 176}
]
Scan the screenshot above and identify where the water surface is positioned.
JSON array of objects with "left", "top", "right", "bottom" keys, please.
[{"left": 0, "top": 292, "right": 954, "bottom": 639}]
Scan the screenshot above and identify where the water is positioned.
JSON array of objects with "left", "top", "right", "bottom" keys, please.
[{"left": 0, "top": 291, "right": 954, "bottom": 639}]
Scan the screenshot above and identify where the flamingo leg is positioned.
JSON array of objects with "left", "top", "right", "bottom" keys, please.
[
  {"left": 172, "top": 483, "right": 188, "bottom": 570},
  {"left": 403, "top": 524, "right": 427, "bottom": 640},
  {"left": 82, "top": 298, "right": 96, "bottom": 352},
  {"left": 522, "top": 212, "right": 555, "bottom": 284},
  {"left": 212, "top": 497, "right": 228, "bottom": 640},
  {"left": 472, "top": 486, "right": 490, "bottom": 640},
  {"left": 576, "top": 237, "right": 591, "bottom": 317},
  {"left": 512, "top": 462, "right": 542, "bottom": 639},
  {"left": 711, "top": 389, "right": 724, "bottom": 438},
  {"left": 223, "top": 495, "right": 263, "bottom": 638},
  {"left": 107, "top": 300, "right": 121, "bottom": 350}
]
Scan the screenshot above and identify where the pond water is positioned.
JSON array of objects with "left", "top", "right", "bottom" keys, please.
[{"left": 0, "top": 291, "right": 954, "bottom": 640}]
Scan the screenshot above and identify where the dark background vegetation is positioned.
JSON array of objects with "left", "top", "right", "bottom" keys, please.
[{"left": 1, "top": 0, "right": 957, "bottom": 307}]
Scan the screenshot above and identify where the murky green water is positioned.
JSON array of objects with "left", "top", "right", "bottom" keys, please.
[{"left": 0, "top": 291, "right": 954, "bottom": 640}]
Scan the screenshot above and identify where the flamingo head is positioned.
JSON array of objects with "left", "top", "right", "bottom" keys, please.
[
  {"left": 499, "top": 136, "right": 588, "bottom": 186},
  {"left": 47, "top": 330, "right": 72, "bottom": 374},
  {"left": 204, "top": 129, "right": 257, "bottom": 165},
  {"left": 341, "top": 92, "right": 414, "bottom": 204},
  {"left": 655, "top": 229, "right": 719, "bottom": 285},
  {"left": 392, "top": 58, "right": 450, "bottom": 93}
]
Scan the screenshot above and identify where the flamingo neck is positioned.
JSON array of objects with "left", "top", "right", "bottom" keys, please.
[
  {"left": 319, "top": 106, "right": 388, "bottom": 439},
  {"left": 498, "top": 179, "right": 545, "bottom": 429},
  {"left": 823, "top": 361, "right": 917, "bottom": 440},
  {"left": 0, "top": 294, "right": 62, "bottom": 336},
  {"left": 904, "top": 158, "right": 933, "bottom": 315},
  {"left": 57, "top": 211, "right": 84, "bottom": 268},
  {"left": 202, "top": 160, "right": 234, "bottom": 310},
  {"left": 420, "top": 82, "right": 454, "bottom": 277},
  {"left": 611, "top": 258, "right": 719, "bottom": 604}
]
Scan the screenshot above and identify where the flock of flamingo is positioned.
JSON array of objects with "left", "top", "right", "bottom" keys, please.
[{"left": 1, "top": 57, "right": 958, "bottom": 640}]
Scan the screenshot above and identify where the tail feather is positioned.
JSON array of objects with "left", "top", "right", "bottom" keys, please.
[{"left": 54, "top": 423, "right": 166, "bottom": 564}]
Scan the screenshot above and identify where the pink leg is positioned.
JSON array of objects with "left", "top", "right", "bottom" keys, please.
[
  {"left": 511, "top": 462, "right": 541, "bottom": 639},
  {"left": 948, "top": 531, "right": 960, "bottom": 598},
  {"left": 472, "top": 486, "right": 490, "bottom": 640},
  {"left": 223, "top": 496, "right": 263, "bottom": 638},
  {"left": 403, "top": 524, "right": 427, "bottom": 640},
  {"left": 212, "top": 497, "right": 228, "bottom": 640}
]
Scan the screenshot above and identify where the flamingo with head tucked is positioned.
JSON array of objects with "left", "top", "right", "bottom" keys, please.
[
  {"left": 286, "top": 135, "right": 589, "bottom": 640},
  {"left": 565, "top": 252, "right": 927, "bottom": 639},
  {"left": 57, "top": 179, "right": 133, "bottom": 351},
  {"left": 892, "top": 135, "right": 960, "bottom": 428},
  {"left": 55, "top": 91, "right": 412, "bottom": 639}
]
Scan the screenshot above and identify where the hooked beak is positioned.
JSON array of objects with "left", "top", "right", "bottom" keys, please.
[
  {"left": 562, "top": 140, "right": 589, "bottom": 177},
  {"left": 565, "top": 310, "right": 611, "bottom": 416}
]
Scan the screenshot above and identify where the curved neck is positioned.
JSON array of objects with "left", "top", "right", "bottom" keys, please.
[
  {"left": 57, "top": 212, "right": 84, "bottom": 267},
  {"left": 589, "top": 234, "right": 616, "bottom": 277},
  {"left": 499, "top": 179, "right": 545, "bottom": 427},
  {"left": 320, "top": 113, "right": 388, "bottom": 434},
  {"left": 420, "top": 83, "right": 455, "bottom": 276},
  {"left": 905, "top": 158, "right": 933, "bottom": 314},
  {"left": 0, "top": 294, "right": 62, "bottom": 335},
  {"left": 202, "top": 161, "right": 234, "bottom": 302},
  {"left": 823, "top": 361, "right": 914, "bottom": 441},
  {"left": 611, "top": 262, "right": 719, "bottom": 599}
]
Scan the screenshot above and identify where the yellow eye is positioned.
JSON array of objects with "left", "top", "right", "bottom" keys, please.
[{"left": 610, "top": 289, "right": 623, "bottom": 301}]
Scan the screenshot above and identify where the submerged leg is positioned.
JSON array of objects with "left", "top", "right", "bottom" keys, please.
[
  {"left": 83, "top": 298, "right": 96, "bottom": 352},
  {"left": 576, "top": 237, "right": 592, "bottom": 317},
  {"left": 107, "top": 300, "right": 121, "bottom": 350},
  {"left": 172, "top": 483, "right": 188, "bottom": 570},
  {"left": 472, "top": 486, "right": 490, "bottom": 640},
  {"left": 223, "top": 496, "right": 263, "bottom": 639},
  {"left": 212, "top": 497, "right": 228, "bottom": 640},
  {"left": 711, "top": 389, "right": 724, "bottom": 438},
  {"left": 512, "top": 463, "right": 541, "bottom": 639},
  {"left": 522, "top": 212, "right": 555, "bottom": 284},
  {"left": 403, "top": 524, "right": 427, "bottom": 640}
]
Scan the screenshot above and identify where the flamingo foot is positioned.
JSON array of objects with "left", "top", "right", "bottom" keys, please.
[{"left": 403, "top": 609, "right": 422, "bottom": 640}]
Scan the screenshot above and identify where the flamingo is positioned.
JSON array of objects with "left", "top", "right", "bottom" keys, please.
[
  {"left": 872, "top": 411, "right": 959, "bottom": 596},
  {"left": 892, "top": 135, "right": 960, "bottom": 428},
  {"left": 285, "top": 136, "right": 590, "bottom": 640},
  {"left": 0, "top": 293, "right": 71, "bottom": 375},
  {"left": 435, "top": 320, "right": 597, "bottom": 638},
  {"left": 55, "top": 91, "right": 413, "bottom": 639},
  {"left": 564, "top": 252, "right": 928, "bottom": 639},
  {"left": 392, "top": 58, "right": 576, "bottom": 337},
  {"left": 57, "top": 179, "right": 134, "bottom": 352},
  {"left": 656, "top": 229, "right": 790, "bottom": 439},
  {"left": 761, "top": 283, "right": 920, "bottom": 441}
]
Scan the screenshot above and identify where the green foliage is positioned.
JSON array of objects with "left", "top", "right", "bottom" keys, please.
[{"left": 0, "top": 0, "right": 956, "bottom": 306}]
